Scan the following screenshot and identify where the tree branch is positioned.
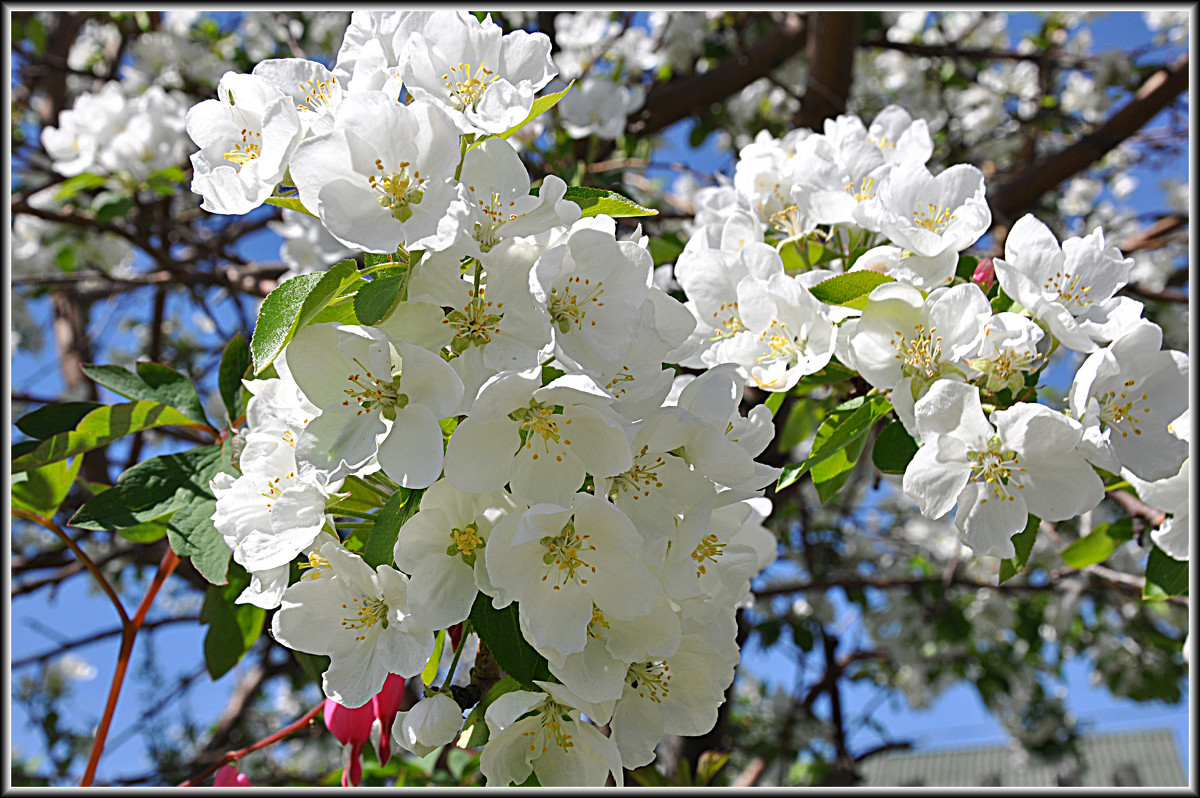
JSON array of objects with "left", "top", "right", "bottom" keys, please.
[
  {"left": 987, "top": 53, "right": 1189, "bottom": 224},
  {"left": 793, "top": 12, "right": 860, "bottom": 131}
]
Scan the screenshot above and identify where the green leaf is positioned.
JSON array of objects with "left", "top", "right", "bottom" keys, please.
[
  {"left": 93, "top": 192, "right": 133, "bottom": 224},
  {"left": 808, "top": 271, "right": 895, "bottom": 306},
  {"left": 811, "top": 432, "right": 868, "bottom": 503},
  {"left": 250, "top": 272, "right": 322, "bottom": 374},
  {"left": 15, "top": 402, "right": 104, "bottom": 440},
  {"left": 468, "top": 593, "right": 551, "bottom": 687},
  {"left": 777, "top": 394, "right": 892, "bottom": 491},
  {"left": 248, "top": 261, "right": 364, "bottom": 373},
  {"left": 1144, "top": 545, "right": 1188, "bottom": 600},
  {"left": 54, "top": 172, "right": 107, "bottom": 201},
  {"left": 364, "top": 251, "right": 407, "bottom": 280},
  {"left": 460, "top": 675, "right": 524, "bottom": 748},
  {"left": 999, "top": 514, "right": 1041, "bottom": 583},
  {"left": 496, "top": 80, "right": 573, "bottom": 141},
  {"left": 200, "top": 561, "right": 266, "bottom": 679},
  {"left": 648, "top": 232, "right": 684, "bottom": 266},
  {"left": 354, "top": 273, "right": 407, "bottom": 326},
  {"left": 778, "top": 397, "right": 821, "bottom": 452},
  {"left": 327, "top": 476, "right": 390, "bottom": 516},
  {"left": 955, "top": 254, "right": 980, "bottom": 282},
  {"left": 1059, "top": 518, "right": 1134, "bottom": 569},
  {"left": 115, "top": 516, "right": 170, "bottom": 543},
  {"left": 168, "top": 487, "right": 232, "bottom": 585},
  {"left": 69, "top": 444, "right": 226, "bottom": 531},
  {"left": 264, "top": 195, "right": 316, "bottom": 217},
  {"left": 764, "top": 390, "right": 786, "bottom": 416},
  {"left": 81, "top": 362, "right": 209, "bottom": 426},
  {"left": 362, "top": 488, "right": 422, "bottom": 569},
  {"left": 422, "top": 629, "right": 447, "bottom": 687},
  {"left": 628, "top": 765, "right": 672, "bottom": 788},
  {"left": 11, "top": 456, "right": 82, "bottom": 518},
  {"left": 871, "top": 420, "right": 919, "bottom": 474},
  {"left": 12, "top": 401, "right": 199, "bottom": 474},
  {"left": 218, "top": 333, "right": 252, "bottom": 424},
  {"left": 532, "top": 184, "right": 658, "bottom": 218}
]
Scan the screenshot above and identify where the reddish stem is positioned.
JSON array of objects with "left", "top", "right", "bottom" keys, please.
[
  {"left": 178, "top": 701, "right": 325, "bottom": 787},
  {"left": 79, "top": 546, "right": 180, "bottom": 786},
  {"left": 12, "top": 508, "right": 129, "bottom": 626}
]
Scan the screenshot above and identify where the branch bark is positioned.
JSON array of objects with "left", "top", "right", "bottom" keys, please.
[
  {"left": 793, "top": 12, "right": 860, "bottom": 131},
  {"left": 987, "top": 53, "right": 1189, "bottom": 224},
  {"left": 627, "top": 13, "right": 807, "bottom": 137}
]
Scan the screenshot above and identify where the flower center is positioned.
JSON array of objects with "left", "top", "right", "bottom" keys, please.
[
  {"left": 755, "top": 318, "right": 809, "bottom": 365},
  {"left": 443, "top": 61, "right": 499, "bottom": 111},
  {"left": 539, "top": 519, "right": 597, "bottom": 589},
  {"left": 341, "top": 595, "right": 389, "bottom": 641},
  {"left": 627, "top": 660, "right": 671, "bottom": 703},
  {"left": 891, "top": 324, "right": 944, "bottom": 380},
  {"left": 1097, "top": 379, "right": 1151, "bottom": 439},
  {"left": 690, "top": 533, "right": 727, "bottom": 577},
  {"left": 611, "top": 446, "right": 666, "bottom": 501},
  {"left": 709, "top": 300, "right": 745, "bottom": 341},
  {"left": 446, "top": 522, "right": 485, "bottom": 567},
  {"left": 369, "top": 159, "right": 426, "bottom": 222},
  {"left": 547, "top": 276, "right": 606, "bottom": 334},
  {"left": 586, "top": 606, "right": 611, "bottom": 639},
  {"left": 770, "top": 205, "right": 809, "bottom": 239},
  {"left": 446, "top": 294, "right": 503, "bottom": 352},
  {"left": 465, "top": 185, "right": 521, "bottom": 252},
  {"left": 299, "top": 551, "right": 331, "bottom": 579},
  {"left": 509, "top": 400, "right": 569, "bottom": 459},
  {"left": 341, "top": 357, "right": 409, "bottom": 418},
  {"left": 297, "top": 76, "right": 338, "bottom": 113},
  {"left": 869, "top": 135, "right": 896, "bottom": 150},
  {"left": 521, "top": 701, "right": 574, "bottom": 755},
  {"left": 967, "top": 436, "right": 1027, "bottom": 505},
  {"left": 845, "top": 176, "right": 877, "bottom": 202},
  {"left": 224, "top": 127, "right": 262, "bottom": 167},
  {"left": 912, "top": 203, "right": 956, "bottom": 234},
  {"left": 1043, "top": 270, "right": 1093, "bottom": 311}
]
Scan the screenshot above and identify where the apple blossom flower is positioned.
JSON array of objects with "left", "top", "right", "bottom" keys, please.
[
  {"left": 283, "top": 323, "right": 463, "bottom": 488},
  {"left": 288, "top": 93, "right": 462, "bottom": 253},
  {"left": 186, "top": 72, "right": 303, "bottom": 215},
  {"left": 485, "top": 493, "right": 661, "bottom": 657},
  {"left": 874, "top": 160, "right": 991, "bottom": 259},
  {"left": 1068, "top": 319, "right": 1189, "bottom": 481},
  {"left": 400, "top": 11, "right": 556, "bottom": 135},
  {"left": 993, "top": 213, "right": 1142, "bottom": 352},
  {"left": 902, "top": 380, "right": 1104, "bottom": 558},
  {"left": 272, "top": 541, "right": 434, "bottom": 708},
  {"left": 479, "top": 682, "right": 623, "bottom": 787},
  {"left": 966, "top": 312, "right": 1045, "bottom": 396}
]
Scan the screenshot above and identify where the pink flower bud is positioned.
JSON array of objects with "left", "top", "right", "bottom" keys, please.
[
  {"left": 213, "top": 765, "right": 252, "bottom": 787},
  {"left": 324, "top": 698, "right": 375, "bottom": 786},
  {"left": 972, "top": 257, "right": 996, "bottom": 292},
  {"left": 371, "top": 674, "right": 407, "bottom": 767}
]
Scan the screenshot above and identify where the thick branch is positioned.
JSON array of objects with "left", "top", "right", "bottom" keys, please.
[
  {"left": 987, "top": 53, "right": 1189, "bottom": 223},
  {"left": 627, "top": 13, "right": 806, "bottom": 137},
  {"left": 793, "top": 12, "right": 860, "bottom": 131}
]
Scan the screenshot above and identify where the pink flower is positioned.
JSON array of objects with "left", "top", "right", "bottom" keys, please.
[
  {"left": 324, "top": 674, "right": 407, "bottom": 785},
  {"left": 972, "top": 257, "right": 996, "bottom": 292},
  {"left": 213, "top": 764, "right": 252, "bottom": 787}
]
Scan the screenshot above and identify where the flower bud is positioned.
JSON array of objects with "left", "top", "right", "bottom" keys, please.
[
  {"left": 393, "top": 693, "right": 464, "bottom": 757},
  {"left": 971, "top": 257, "right": 996, "bottom": 292},
  {"left": 214, "top": 765, "right": 252, "bottom": 787}
]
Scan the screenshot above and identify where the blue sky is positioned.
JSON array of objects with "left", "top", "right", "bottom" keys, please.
[{"left": 9, "top": 9, "right": 1190, "bottom": 785}]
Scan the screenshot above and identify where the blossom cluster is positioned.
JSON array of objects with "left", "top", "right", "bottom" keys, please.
[
  {"left": 190, "top": 10, "right": 1188, "bottom": 788},
  {"left": 201, "top": 11, "right": 776, "bottom": 787}
]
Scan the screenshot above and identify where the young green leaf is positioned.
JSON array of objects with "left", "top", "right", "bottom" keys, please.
[
  {"left": 264, "top": 195, "right": 317, "bottom": 217},
  {"left": 808, "top": 271, "right": 895, "bottom": 306},
  {"left": 998, "top": 514, "right": 1041, "bottom": 583},
  {"left": 1144, "top": 545, "right": 1188, "bottom": 600},
  {"left": 495, "top": 80, "right": 574, "bottom": 141},
  {"left": 15, "top": 401, "right": 104, "bottom": 440},
  {"left": 250, "top": 261, "right": 361, "bottom": 375},
  {"left": 12, "top": 401, "right": 199, "bottom": 474},
  {"left": 11, "top": 456, "right": 83, "bottom": 518},
  {"left": 468, "top": 592, "right": 551, "bottom": 687},
  {"left": 1059, "top": 518, "right": 1134, "bottom": 570},
  {"left": 200, "top": 561, "right": 267, "bottom": 679},
  {"left": 218, "top": 333, "right": 252, "bottom": 424},
  {"left": 362, "top": 488, "right": 422, "bottom": 569},
  {"left": 81, "top": 362, "right": 209, "bottom": 426},
  {"left": 558, "top": 185, "right": 658, "bottom": 218},
  {"left": 871, "top": 420, "right": 920, "bottom": 474},
  {"left": 777, "top": 394, "right": 892, "bottom": 491},
  {"left": 354, "top": 273, "right": 407, "bottom": 326}
]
